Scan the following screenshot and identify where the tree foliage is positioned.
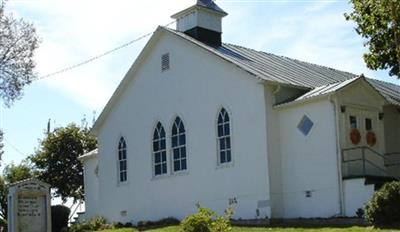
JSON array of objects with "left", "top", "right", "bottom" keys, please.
[
  {"left": 30, "top": 123, "right": 97, "bottom": 202},
  {"left": 345, "top": 0, "right": 400, "bottom": 78},
  {"left": 0, "top": 1, "right": 40, "bottom": 106},
  {"left": 365, "top": 181, "right": 400, "bottom": 226},
  {"left": 0, "top": 161, "right": 34, "bottom": 219},
  {"left": 0, "top": 131, "right": 3, "bottom": 165}
]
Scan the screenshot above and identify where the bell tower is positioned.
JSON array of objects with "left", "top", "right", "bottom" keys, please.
[{"left": 171, "top": 0, "right": 228, "bottom": 46}]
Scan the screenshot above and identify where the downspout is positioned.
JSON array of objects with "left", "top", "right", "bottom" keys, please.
[
  {"left": 329, "top": 95, "right": 345, "bottom": 216},
  {"left": 263, "top": 82, "right": 282, "bottom": 218}
]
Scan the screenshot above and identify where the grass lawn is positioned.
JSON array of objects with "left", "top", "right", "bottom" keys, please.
[{"left": 99, "top": 226, "right": 400, "bottom": 232}]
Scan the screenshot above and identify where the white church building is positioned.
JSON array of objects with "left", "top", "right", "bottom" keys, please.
[{"left": 79, "top": 0, "right": 400, "bottom": 223}]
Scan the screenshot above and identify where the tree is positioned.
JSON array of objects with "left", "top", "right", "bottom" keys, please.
[
  {"left": 30, "top": 123, "right": 97, "bottom": 202},
  {"left": 0, "top": 0, "right": 40, "bottom": 166},
  {"left": 0, "top": 1, "right": 40, "bottom": 106},
  {"left": 345, "top": 0, "right": 400, "bottom": 78},
  {"left": 0, "top": 161, "right": 34, "bottom": 219},
  {"left": 0, "top": 131, "right": 3, "bottom": 165}
]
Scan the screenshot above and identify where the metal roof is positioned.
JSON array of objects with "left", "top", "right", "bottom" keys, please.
[
  {"left": 165, "top": 27, "right": 357, "bottom": 88},
  {"left": 367, "top": 78, "right": 400, "bottom": 106},
  {"left": 164, "top": 27, "right": 400, "bottom": 106},
  {"left": 293, "top": 77, "right": 359, "bottom": 102},
  {"left": 196, "top": 0, "right": 227, "bottom": 15}
]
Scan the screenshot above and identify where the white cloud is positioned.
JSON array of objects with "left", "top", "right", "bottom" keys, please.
[
  {"left": 7, "top": 0, "right": 399, "bottom": 111},
  {"left": 7, "top": 0, "right": 195, "bottom": 110}
]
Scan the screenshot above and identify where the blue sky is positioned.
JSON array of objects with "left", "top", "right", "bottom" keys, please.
[{"left": 2, "top": 0, "right": 400, "bottom": 170}]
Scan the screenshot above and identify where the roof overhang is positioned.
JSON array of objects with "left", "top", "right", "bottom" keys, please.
[
  {"left": 78, "top": 149, "right": 98, "bottom": 162},
  {"left": 274, "top": 76, "right": 391, "bottom": 110}
]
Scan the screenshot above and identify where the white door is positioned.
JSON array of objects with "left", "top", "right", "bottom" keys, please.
[
  {"left": 345, "top": 107, "right": 380, "bottom": 150},
  {"left": 344, "top": 107, "right": 383, "bottom": 176}
]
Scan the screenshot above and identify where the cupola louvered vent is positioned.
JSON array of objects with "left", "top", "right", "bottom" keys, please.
[{"left": 161, "top": 53, "right": 170, "bottom": 72}]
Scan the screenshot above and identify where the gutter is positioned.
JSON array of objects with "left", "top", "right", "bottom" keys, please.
[{"left": 273, "top": 92, "right": 330, "bottom": 110}]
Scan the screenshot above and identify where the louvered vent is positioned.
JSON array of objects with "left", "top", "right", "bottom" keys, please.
[{"left": 161, "top": 53, "right": 170, "bottom": 72}]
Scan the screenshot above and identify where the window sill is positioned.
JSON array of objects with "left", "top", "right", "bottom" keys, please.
[
  {"left": 151, "top": 173, "right": 170, "bottom": 181},
  {"left": 117, "top": 181, "right": 129, "bottom": 187},
  {"left": 216, "top": 162, "right": 234, "bottom": 169},
  {"left": 171, "top": 170, "right": 189, "bottom": 177}
]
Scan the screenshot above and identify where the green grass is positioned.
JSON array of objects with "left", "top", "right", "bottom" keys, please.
[{"left": 98, "top": 226, "right": 400, "bottom": 232}]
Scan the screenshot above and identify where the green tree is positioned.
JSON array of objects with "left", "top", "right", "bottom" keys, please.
[
  {"left": 0, "top": 161, "right": 34, "bottom": 219},
  {"left": 30, "top": 123, "right": 97, "bottom": 202},
  {"left": 345, "top": 0, "right": 400, "bottom": 78},
  {"left": 0, "top": 0, "right": 40, "bottom": 164},
  {"left": 0, "top": 1, "right": 40, "bottom": 106},
  {"left": 0, "top": 131, "right": 3, "bottom": 165}
]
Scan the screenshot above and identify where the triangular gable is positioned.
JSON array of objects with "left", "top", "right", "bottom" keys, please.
[
  {"left": 92, "top": 27, "right": 166, "bottom": 134},
  {"left": 92, "top": 26, "right": 283, "bottom": 134}
]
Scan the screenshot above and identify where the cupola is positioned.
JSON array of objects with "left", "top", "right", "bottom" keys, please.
[{"left": 171, "top": 0, "right": 227, "bottom": 46}]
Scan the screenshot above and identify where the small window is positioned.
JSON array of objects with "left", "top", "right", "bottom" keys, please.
[
  {"left": 153, "top": 122, "right": 167, "bottom": 176},
  {"left": 365, "top": 118, "right": 372, "bottom": 131},
  {"left": 298, "top": 115, "right": 314, "bottom": 136},
  {"left": 350, "top": 116, "right": 357, "bottom": 129},
  {"left": 161, "top": 53, "right": 170, "bottom": 72},
  {"left": 171, "top": 117, "right": 187, "bottom": 172},
  {"left": 217, "top": 108, "right": 232, "bottom": 164},
  {"left": 118, "top": 137, "right": 127, "bottom": 182}
]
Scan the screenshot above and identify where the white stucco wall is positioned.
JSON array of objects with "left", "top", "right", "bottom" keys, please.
[
  {"left": 383, "top": 105, "right": 400, "bottom": 177},
  {"left": 383, "top": 105, "right": 400, "bottom": 153},
  {"left": 277, "top": 99, "right": 341, "bottom": 218},
  {"left": 82, "top": 155, "right": 99, "bottom": 220},
  {"left": 264, "top": 85, "right": 284, "bottom": 218},
  {"left": 95, "top": 31, "right": 271, "bottom": 223},
  {"left": 336, "top": 80, "right": 386, "bottom": 153},
  {"left": 343, "top": 178, "right": 374, "bottom": 217}
]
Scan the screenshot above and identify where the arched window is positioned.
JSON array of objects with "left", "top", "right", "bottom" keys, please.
[
  {"left": 153, "top": 122, "right": 167, "bottom": 176},
  {"left": 217, "top": 108, "right": 231, "bottom": 164},
  {"left": 118, "top": 137, "right": 127, "bottom": 182},
  {"left": 171, "top": 117, "right": 187, "bottom": 172}
]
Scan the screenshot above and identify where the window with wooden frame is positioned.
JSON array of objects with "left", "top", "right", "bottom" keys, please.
[
  {"left": 153, "top": 122, "right": 167, "bottom": 176},
  {"left": 217, "top": 108, "right": 232, "bottom": 165},
  {"left": 171, "top": 117, "right": 187, "bottom": 172},
  {"left": 118, "top": 137, "right": 127, "bottom": 182}
]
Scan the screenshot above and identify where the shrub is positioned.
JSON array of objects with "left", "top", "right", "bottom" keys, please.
[
  {"left": 0, "top": 217, "right": 7, "bottom": 231},
  {"left": 112, "top": 222, "right": 124, "bottom": 228},
  {"left": 137, "top": 217, "right": 180, "bottom": 230},
  {"left": 365, "top": 181, "right": 400, "bottom": 226},
  {"left": 356, "top": 208, "right": 364, "bottom": 218},
  {"left": 51, "top": 205, "right": 70, "bottom": 232},
  {"left": 68, "top": 216, "right": 108, "bottom": 232},
  {"left": 181, "top": 203, "right": 234, "bottom": 232}
]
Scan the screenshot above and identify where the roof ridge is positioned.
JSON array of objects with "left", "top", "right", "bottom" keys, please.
[{"left": 366, "top": 77, "right": 400, "bottom": 87}]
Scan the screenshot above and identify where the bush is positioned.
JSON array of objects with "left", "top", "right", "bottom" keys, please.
[
  {"left": 365, "top": 181, "right": 400, "bottom": 226},
  {"left": 68, "top": 216, "right": 109, "bottom": 232},
  {"left": 181, "top": 203, "right": 234, "bottom": 232},
  {"left": 0, "top": 217, "right": 7, "bottom": 231},
  {"left": 137, "top": 217, "right": 180, "bottom": 230},
  {"left": 51, "top": 205, "right": 70, "bottom": 232}
]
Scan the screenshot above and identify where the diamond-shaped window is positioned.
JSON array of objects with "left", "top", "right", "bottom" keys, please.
[{"left": 298, "top": 115, "right": 314, "bottom": 136}]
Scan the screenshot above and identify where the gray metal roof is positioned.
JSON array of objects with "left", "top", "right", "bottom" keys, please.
[
  {"left": 367, "top": 78, "right": 400, "bottom": 106},
  {"left": 163, "top": 27, "right": 400, "bottom": 106},
  {"left": 293, "top": 77, "right": 359, "bottom": 102},
  {"left": 196, "top": 0, "right": 227, "bottom": 15}
]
